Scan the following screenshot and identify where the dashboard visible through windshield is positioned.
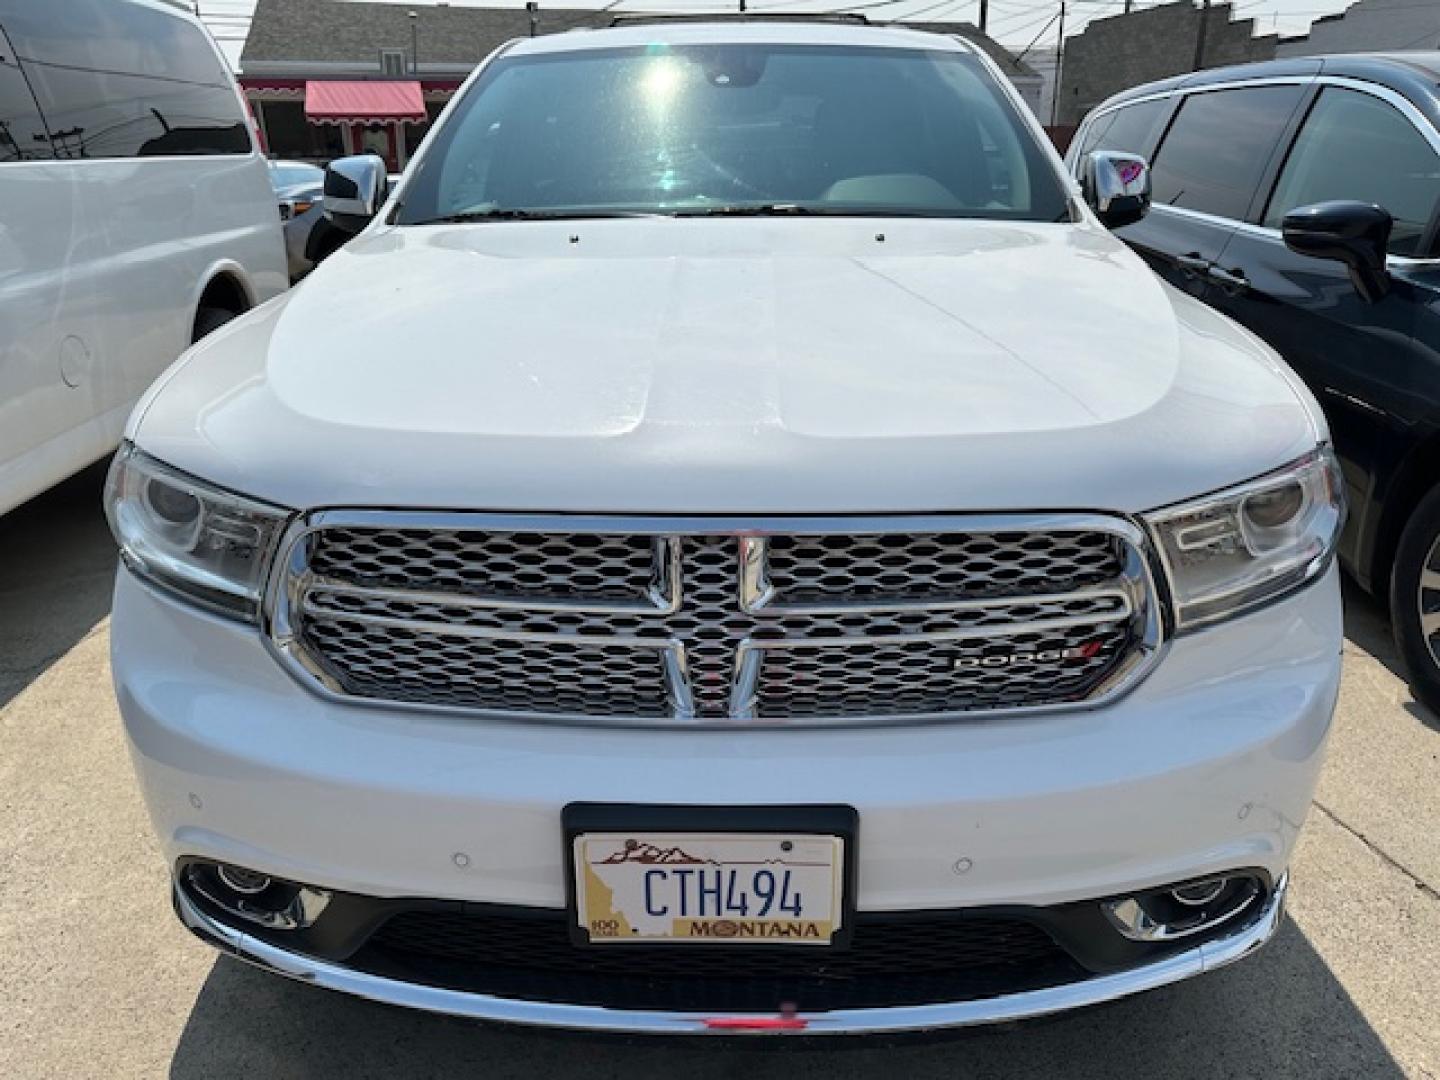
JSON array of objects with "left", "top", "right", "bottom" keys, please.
[{"left": 395, "top": 43, "right": 1069, "bottom": 223}]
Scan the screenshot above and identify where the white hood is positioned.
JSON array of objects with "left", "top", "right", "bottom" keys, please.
[{"left": 131, "top": 216, "right": 1323, "bottom": 514}]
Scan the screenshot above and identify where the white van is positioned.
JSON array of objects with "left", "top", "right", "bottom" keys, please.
[{"left": 0, "top": 0, "right": 285, "bottom": 516}]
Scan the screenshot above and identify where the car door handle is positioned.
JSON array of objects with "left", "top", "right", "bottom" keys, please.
[
  {"left": 1208, "top": 265, "right": 1249, "bottom": 290},
  {"left": 1176, "top": 253, "right": 1211, "bottom": 273}
]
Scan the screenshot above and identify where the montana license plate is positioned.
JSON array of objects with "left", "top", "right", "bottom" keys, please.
[{"left": 572, "top": 831, "right": 846, "bottom": 945}]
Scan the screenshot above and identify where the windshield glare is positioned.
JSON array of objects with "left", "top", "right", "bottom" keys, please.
[{"left": 397, "top": 43, "right": 1068, "bottom": 223}]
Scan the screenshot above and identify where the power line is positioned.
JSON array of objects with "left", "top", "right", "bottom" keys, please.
[
  {"left": 826, "top": 0, "right": 945, "bottom": 12},
  {"left": 1014, "top": 7, "right": 1061, "bottom": 55},
  {"left": 986, "top": 5, "right": 1063, "bottom": 40},
  {"left": 987, "top": 4, "right": 1069, "bottom": 31},
  {"left": 754, "top": 0, "right": 923, "bottom": 10},
  {"left": 881, "top": 0, "right": 969, "bottom": 21},
  {"left": 551, "top": 0, "right": 628, "bottom": 32},
  {"left": 760, "top": 0, "right": 937, "bottom": 14}
]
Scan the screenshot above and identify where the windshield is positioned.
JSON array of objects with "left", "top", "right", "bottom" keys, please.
[
  {"left": 396, "top": 43, "right": 1068, "bottom": 223},
  {"left": 270, "top": 163, "right": 324, "bottom": 188}
]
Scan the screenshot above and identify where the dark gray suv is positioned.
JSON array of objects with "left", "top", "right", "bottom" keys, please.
[{"left": 1072, "top": 53, "right": 1440, "bottom": 713}]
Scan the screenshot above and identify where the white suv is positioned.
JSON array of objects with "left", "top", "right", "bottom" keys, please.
[{"left": 106, "top": 20, "right": 1343, "bottom": 1034}]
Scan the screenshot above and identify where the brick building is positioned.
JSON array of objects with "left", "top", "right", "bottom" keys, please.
[
  {"left": 238, "top": 0, "right": 1042, "bottom": 169},
  {"left": 1056, "top": 2, "right": 1277, "bottom": 126},
  {"left": 1277, "top": 0, "right": 1440, "bottom": 56}
]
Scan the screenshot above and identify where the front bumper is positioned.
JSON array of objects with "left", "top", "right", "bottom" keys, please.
[
  {"left": 175, "top": 871, "right": 1288, "bottom": 1035},
  {"left": 114, "top": 563, "right": 1341, "bottom": 1028}
]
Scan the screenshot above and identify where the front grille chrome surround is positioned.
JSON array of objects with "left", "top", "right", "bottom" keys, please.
[{"left": 264, "top": 512, "right": 1167, "bottom": 728}]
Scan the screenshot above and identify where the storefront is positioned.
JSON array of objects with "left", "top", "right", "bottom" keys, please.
[{"left": 242, "top": 77, "right": 457, "bottom": 167}]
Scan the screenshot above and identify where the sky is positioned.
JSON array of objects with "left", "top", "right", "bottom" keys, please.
[{"left": 195, "top": 0, "right": 1362, "bottom": 69}]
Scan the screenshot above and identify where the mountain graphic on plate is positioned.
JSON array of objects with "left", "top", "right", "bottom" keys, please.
[{"left": 597, "top": 840, "right": 716, "bottom": 865}]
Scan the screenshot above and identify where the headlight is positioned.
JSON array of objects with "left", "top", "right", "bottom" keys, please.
[
  {"left": 104, "top": 443, "right": 290, "bottom": 622},
  {"left": 1146, "top": 448, "right": 1344, "bottom": 630}
]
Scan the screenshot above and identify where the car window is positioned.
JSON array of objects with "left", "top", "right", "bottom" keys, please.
[
  {"left": 0, "top": 38, "right": 49, "bottom": 162},
  {"left": 398, "top": 44, "right": 1069, "bottom": 223},
  {"left": 1150, "top": 85, "right": 1304, "bottom": 221},
  {"left": 1075, "top": 97, "right": 1168, "bottom": 161},
  {"left": 20, "top": 65, "right": 250, "bottom": 158},
  {"left": 3, "top": 1, "right": 250, "bottom": 159},
  {"left": 1263, "top": 87, "right": 1440, "bottom": 256}
]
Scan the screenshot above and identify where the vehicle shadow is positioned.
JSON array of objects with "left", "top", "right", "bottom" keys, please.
[
  {"left": 1340, "top": 576, "right": 1440, "bottom": 733},
  {"left": 169, "top": 914, "right": 1403, "bottom": 1080},
  {"left": 0, "top": 463, "right": 116, "bottom": 711}
]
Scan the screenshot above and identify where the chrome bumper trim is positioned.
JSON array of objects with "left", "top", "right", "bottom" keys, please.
[{"left": 175, "top": 874, "right": 1287, "bottom": 1035}]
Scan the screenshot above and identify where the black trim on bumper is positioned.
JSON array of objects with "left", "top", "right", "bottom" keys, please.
[{"left": 174, "top": 859, "right": 1278, "bottom": 1027}]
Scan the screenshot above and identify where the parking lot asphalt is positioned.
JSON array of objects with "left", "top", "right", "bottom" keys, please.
[{"left": 1, "top": 465, "right": 1437, "bottom": 1080}]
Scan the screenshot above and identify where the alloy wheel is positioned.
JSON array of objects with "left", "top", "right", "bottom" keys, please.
[{"left": 1419, "top": 532, "right": 1440, "bottom": 670}]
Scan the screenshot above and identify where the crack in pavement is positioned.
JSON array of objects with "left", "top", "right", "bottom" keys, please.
[{"left": 1314, "top": 799, "right": 1440, "bottom": 903}]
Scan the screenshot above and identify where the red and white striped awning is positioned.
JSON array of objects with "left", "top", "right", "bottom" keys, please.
[{"left": 304, "top": 80, "right": 425, "bottom": 125}]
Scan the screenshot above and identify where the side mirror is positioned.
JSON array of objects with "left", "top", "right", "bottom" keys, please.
[
  {"left": 1081, "top": 151, "right": 1151, "bottom": 229},
  {"left": 323, "top": 154, "right": 388, "bottom": 235},
  {"left": 1282, "top": 200, "right": 1392, "bottom": 303}
]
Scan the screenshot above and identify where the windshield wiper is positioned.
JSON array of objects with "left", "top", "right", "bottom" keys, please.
[
  {"left": 675, "top": 203, "right": 821, "bottom": 217},
  {"left": 673, "top": 204, "right": 984, "bottom": 219},
  {"left": 405, "top": 208, "right": 661, "bottom": 225}
]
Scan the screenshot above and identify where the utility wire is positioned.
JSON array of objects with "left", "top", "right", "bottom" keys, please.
[
  {"left": 553, "top": 0, "right": 629, "bottom": 32},
  {"left": 1014, "top": 8, "right": 1061, "bottom": 60},
  {"left": 818, "top": 0, "right": 949, "bottom": 13},
  {"left": 989, "top": 5, "right": 1065, "bottom": 34},
  {"left": 879, "top": 0, "right": 968, "bottom": 22},
  {"left": 758, "top": 0, "right": 964, "bottom": 11}
]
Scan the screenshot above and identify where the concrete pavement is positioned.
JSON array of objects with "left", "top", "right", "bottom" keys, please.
[{"left": 1, "top": 465, "right": 1436, "bottom": 1079}]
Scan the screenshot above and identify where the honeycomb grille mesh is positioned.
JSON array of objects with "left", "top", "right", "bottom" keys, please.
[
  {"left": 310, "top": 528, "right": 657, "bottom": 604},
  {"left": 304, "top": 621, "right": 671, "bottom": 717},
  {"left": 280, "top": 520, "right": 1145, "bottom": 724},
  {"left": 756, "top": 623, "right": 1129, "bottom": 718},
  {"left": 766, "top": 531, "right": 1120, "bottom": 604}
]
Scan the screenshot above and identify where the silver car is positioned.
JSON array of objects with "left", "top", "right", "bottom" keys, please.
[{"left": 267, "top": 160, "right": 324, "bottom": 280}]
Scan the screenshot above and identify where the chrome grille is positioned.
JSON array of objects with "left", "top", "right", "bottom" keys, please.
[{"left": 269, "top": 514, "right": 1162, "bottom": 726}]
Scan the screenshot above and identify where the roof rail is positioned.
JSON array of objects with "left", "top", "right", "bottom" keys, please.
[{"left": 608, "top": 12, "right": 872, "bottom": 27}]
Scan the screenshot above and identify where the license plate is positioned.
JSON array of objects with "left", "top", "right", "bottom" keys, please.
[{"left": 572, "top": 831, "right": 846, "bottom": 946}]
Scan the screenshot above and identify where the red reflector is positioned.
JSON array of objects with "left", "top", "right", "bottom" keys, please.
[{"left": 703, "top": 1017, "right": 809, "bottom": 1031}]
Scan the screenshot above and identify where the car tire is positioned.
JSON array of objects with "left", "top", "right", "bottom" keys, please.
[
  {"left": 193, "top": 305, "right": 238, "bottom": 342},
  {"left": 1389, "top": 482, "right": 1440, "bottom": 716}
]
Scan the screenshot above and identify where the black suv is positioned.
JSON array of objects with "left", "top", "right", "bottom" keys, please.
[{"left": 1071, "top": 54, "right": 1440, "bottom": 712}]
